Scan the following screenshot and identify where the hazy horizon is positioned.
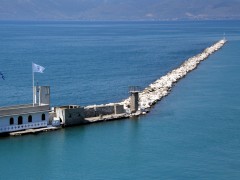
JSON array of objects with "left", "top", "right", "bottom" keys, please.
[{"left": 0, "top": 0, "right": 240, "bottom": 21}]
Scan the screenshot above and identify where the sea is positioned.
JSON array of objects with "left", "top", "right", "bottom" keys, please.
[{"left": 0, "top": 20, "right": 240, "bottom": 179}]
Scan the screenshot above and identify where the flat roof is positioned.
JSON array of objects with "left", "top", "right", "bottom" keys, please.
[
  {"left": 0, "top": 104, "right": 50, "bottom": 117},
  {"left": 56, "top": 105, "right": 81, "bottom": 109}
]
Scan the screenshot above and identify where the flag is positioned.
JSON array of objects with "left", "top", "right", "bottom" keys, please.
[
  {"left": 32, "top": 63, "right": 45, "bottom": 73},
  {"left": 0, "top": 72, "right": 5, "bottom": 80}
]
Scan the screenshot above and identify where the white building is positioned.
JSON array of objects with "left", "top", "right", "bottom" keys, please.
[{"left": 0, "top": 86, "right": 50, "bottom": 134}]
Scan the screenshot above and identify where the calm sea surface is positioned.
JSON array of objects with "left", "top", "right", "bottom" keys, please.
[{"left": 0, "top": 21, "right": 240, "bottom": 179}]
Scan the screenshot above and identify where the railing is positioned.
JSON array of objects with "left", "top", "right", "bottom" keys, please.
[
  {"left": 129, "top": 86, "right": 141, "bottom": 93},
  {"left": 0, "top": 122, "right": 48, "bottom": 133}
]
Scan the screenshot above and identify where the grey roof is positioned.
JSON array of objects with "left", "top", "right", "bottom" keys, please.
[{"left": 0, "top": 104, "right": 50, "bottom": 117}]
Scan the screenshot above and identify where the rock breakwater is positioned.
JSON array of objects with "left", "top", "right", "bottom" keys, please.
[{"left": 121, "top": 39, "right": 227, "bottom": 112}]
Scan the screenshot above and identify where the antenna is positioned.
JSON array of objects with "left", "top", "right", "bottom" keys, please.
[{"left": 223, "top": 32, "right": 226, "bottom": 41}]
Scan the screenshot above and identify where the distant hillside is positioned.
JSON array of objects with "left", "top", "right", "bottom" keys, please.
[{"left": 0, "top": 0, "right": 240, "bottom": 20}]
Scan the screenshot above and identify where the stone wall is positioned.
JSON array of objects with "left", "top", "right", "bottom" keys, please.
[
  {"left": 95, "top": 106, "right": 114, "bottom": 116},
  {"left": 114, "top": 104, "right": 124, "bottom": 114},
  {"left": 84, "top": 108, "right": 96, "bottom": 118},
  {"left": 55, "top": 106, "right": 86, "bottom": 126},
  {"left": 64, "top": 108, "right": 85, "bottom": 126},
  {"left": 84, "top": 104, "right": 125, "bottom": 118}
]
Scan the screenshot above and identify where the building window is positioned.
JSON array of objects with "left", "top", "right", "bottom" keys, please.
[
  {"left": 42, "top": 114, "right": 45, "bottom": 121},
  {"left": 10, "top": 117, "right": 14, "bottom": 125},
  {"left": 18, "top": 116, "right": 23, "bottom": 125},
  {"left": 28, "top": 115, "right": 32, "bottom": 123}
]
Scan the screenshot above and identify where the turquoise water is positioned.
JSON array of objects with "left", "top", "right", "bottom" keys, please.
[{"left": 0, "top": 21, "right": 240, "bottom": 179}]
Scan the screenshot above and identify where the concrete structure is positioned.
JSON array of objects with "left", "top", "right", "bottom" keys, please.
[
  {"left": 129, "top": 86, "right": 140, "bottom": 113},
  {"left": 0, "top": 86, "right": 51, "bottom": 134},
  {"left": 114, "top": 104, "right": 125, "bottom": 114},
  {"left": 2, "top": 40, "right": 227, "bottom": 136},
  {"left": 55, "top": 105, "right": 86, "bottom": 126},
  {"left": 54, "top": 104, "right": 125, "bottom": 126},
  {"left": 85, "top": 113, "right": 128, "bottom": 123},
  {"left": 84, "top": 103, "right": 125, "bottom": 118},
  {"left": 34, "top": 86, "right": 50, "bottom": 105}
]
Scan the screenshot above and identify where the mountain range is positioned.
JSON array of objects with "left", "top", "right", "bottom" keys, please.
[{"left": 1, "top": 0, "right": 240, "bottom": 21}]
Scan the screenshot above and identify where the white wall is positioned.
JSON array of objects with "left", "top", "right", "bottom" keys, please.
[{"left": 0, "top": 111, "right": 49, "bottom": 133}]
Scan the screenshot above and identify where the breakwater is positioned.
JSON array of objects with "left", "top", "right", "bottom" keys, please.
[
  {"left": 8, "top": 39, "right": 227, "bottom": 136},
  {"left": 120, "top": 39, "right": 227, "bottom": 113},
  {"left": 52, "top": 39, "right": 227, "bottom": 127}
]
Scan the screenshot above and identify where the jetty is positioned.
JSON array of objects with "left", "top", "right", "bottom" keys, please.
[
  {"left": 0, "top": 39, "right": 227, "bottom": 136},
  {"left": 120, "top": 39, "right": 227, "bottom": 112},
  {"left": 9, "top": 126, "right": 60, "bottom": 136},
  {"left": 46, "top": 39, "right": 228, "bottom": 130},
  {"left": 52, "top": 39, "right": 227, "bottom": 128}
]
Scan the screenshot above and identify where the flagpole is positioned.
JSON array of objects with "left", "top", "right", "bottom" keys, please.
[
  {"left": 32, "top": 63, "right": 35, "bottom": 107},
  {"left": 32, "top": 62, "right": 45, "bottom": 106}
]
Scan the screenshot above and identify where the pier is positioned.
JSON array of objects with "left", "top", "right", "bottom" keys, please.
[
  {"left": 9, "top": 126, "right": 60, "bottom": 136},
  {"left": 52, "top": 39, "right": 227, "bottom": 128},
  {"left": 120, "top": 39, "right": 227, "bottom": 112},
  {"left": 2, "top": 39, "right": 227, "bottom": 136}
]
